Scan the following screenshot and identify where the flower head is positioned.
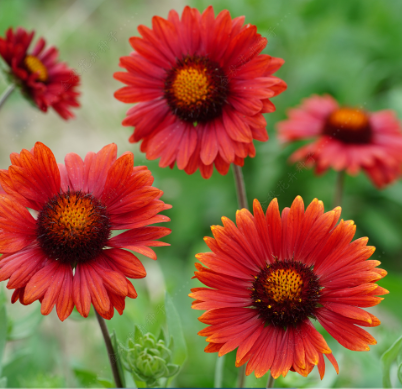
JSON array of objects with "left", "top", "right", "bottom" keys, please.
[
  {"left": 0, "top": 142, "right": 171, "bottom": 321},
  {"left": 0, "top": 27, "right": 80, "bottom": 119},
  {"left": 277, "top": 94, "right": 402, "bottom": 188},
  {"left": 190, "top": 196, "right": 387, "bottom": 379},
  {"left": 114, "top": 6, "right": 286, "bottom": 178}
]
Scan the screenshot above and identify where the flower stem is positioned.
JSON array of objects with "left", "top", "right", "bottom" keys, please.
[
  {"left": 233, "top": 165, "right": 248, "bottom": 388},
  {"left": 232, "top": 164, "right": 249, "bottom": 210},
  {"left": 266, "top": 374, "right": 275, "bottom": 388},
  {"left": 95, "top": 311, "right": 124, "bottom": 388},
  {"left": 333, "top": 170, "right": 345, "bottom": 208},
  {"left": 237, "top": 365, "right": 246, "bottom": 388},
  {"left": 0, "top": 84, "right": 16, "bottom": 111}
]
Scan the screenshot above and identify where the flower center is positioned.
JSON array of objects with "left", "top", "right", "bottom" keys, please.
[
  {"left": 24, "top": 55, "right": 48, "bottom": 82},
  {"left": 251, "top": 260, "right": 321, "bottom": 328},
  {"left": 323, "top": 107, "right": 372, "bottom": 144},
  {"left": 36, "top": 191, "right": 111, "bottom": 264},
  {"left": 164, "top": 56, "right": 228, "bottom": 123}
]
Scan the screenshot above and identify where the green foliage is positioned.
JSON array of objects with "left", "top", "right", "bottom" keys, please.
[
  {"left": 165, "top": 293, "right": 188, "bottom": 366},
  {"left": 381, "top": 335, "right": 402, "bottom": 388},
  {"left": 19, "top": 373, "right": 64, "bottom": 388},
  {"left": 73, "top": 368, "right": 99, "bottom": 388},
  {"left": 7, "top": 307, "right": 43, "bottom": 341},
  {"left": 110, "top": 330, "right": 126, "bottom": 388}
]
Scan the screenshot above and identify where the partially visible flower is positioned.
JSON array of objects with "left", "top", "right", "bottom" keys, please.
[
  {"left": 0, "top": 142, "right": 171, "bottom": 320},
  {"left": 114, "top": 6, "right": 286, "bottom": 178},
  {"left": 0, "top": 27, "right": 80, "bottom": 119},
  {"left": 276, "top": 94, "right": 402, "bottom": 188},
  {"left": 190, "top": 196, "right": 387, "bottom": 379}
]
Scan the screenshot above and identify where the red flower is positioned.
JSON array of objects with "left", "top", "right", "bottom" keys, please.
[
  {"left": 0, "top": 27, "right": 80, "bottom": 119},
  {"left": 0, "top": 142, "right": 171, "bottom": 321},
  {"left": 277, "top": 94, "right": 402, "bottom": 188},
  {"left": 114, "top": 6, "right": 286, "bottom": 178},
  {"left": 190, "top": 196, "right": 387, "bottom": 379}
]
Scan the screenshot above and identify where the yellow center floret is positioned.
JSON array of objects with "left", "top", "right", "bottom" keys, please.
[
  {"left": 263, "top": 268, "right": 303, "bottom": 304},
  {"left": 172, "top": 67, "right": 210, "bottom": 107},
  {"left": 24, "top": 55, "right": 48, "bottom": 82},
  {"left": 164, "top": 55, "right": 228, "bottom": 123},
  {"left": 327, "top": 107, "right": 369, "bottom": 132},
  {"left": 51, "top": 194, "right": 97, "bottom": 239}
]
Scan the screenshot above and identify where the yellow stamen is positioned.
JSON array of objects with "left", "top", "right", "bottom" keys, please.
[{"left": 24, "top": 55, "right": 48, "bottom": 82}]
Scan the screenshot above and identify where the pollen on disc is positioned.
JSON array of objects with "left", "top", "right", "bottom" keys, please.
[{"left": 36, "top": 190, "right": 111, "bottom": 264}]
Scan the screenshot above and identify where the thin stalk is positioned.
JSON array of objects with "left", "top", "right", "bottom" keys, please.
[
  {"left": 233, "top": 164, "right": 248, "bottom": 388},
  {"left": 237, "top": 365, "right": 246, "bottom": 388},
  {"left": 232, "top": 164, "right": 248, "bottom": 210},
  {"left": 266, "top": 374, "right": 275, "bottom": 388},
  {"left": 95, "top": 311, "right": 123, "bottom": 388},
  {"left": 333, "top": 170, "right": 345, "bottom": 208},
  {"left": 0, "top": 84, "right": 16, "bottom": 111},
  {"left": 232, "top": 164, "right": 249, "bottom": 388}
]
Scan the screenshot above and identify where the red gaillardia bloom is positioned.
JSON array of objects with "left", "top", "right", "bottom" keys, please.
[
  {"left": 190, "top": 196, "right": 387, "bottom": 379},
  {"left": 114, "top": 6, "right": 286, "bottom": 178},
  {"left": 0, "top": 27, "right": 80, "bottom": 119},
  {"left": 0, "top": 142, "right": 171, "bottom": 321},
  {"left": 277, "top": 94, "right": 402, "bottom": 188}
]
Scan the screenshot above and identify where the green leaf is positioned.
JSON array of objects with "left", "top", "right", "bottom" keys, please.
[
  {"left": 97, "top": 377, "right": 115, "bottom": 388},
  {"left": 0, "top": 301, "right": 7, "bottom": 376},
  {"left": 166, "top": 364, "right": 180, "bottom": 378},
  {"left": 73, "top": 368, "right": 98, "bottom": 387},
  {"left": 110, "top": 330, "right": 126, "bottom": 388},
  {"left": 134, "top": 325, "right": 143, "bottom": 344},
  {"left": 124, "top": 370, "right": 137, "bottom": 389},
  {"left": 0, "top": 377, "right": 6, "bottom": 388},
  {"left": 131, "top": 370, "right": 146, "bottom": 388},
  {"left": 214, "top": 355, "right": 225, "bottom": 388},
  {"left": 7, "top": 306, "right": 43, "bottom": 340},
  {"left": 164, "top": 292, "right": 188, "bottom": 366},
  {"left": 381, "top": 334, "right": 402, "bottom": 388}
]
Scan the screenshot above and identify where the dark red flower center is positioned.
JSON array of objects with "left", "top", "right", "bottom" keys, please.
[
  {"left": 251, "top": 260, "right": 321, "bottom": 328},
  {"left": 323, "top": 107, "right": 372, "bottom": 144},
  {"left": 164, "top": 56, "right": 229, "bottom": 123},
  {"left": 36, "top": 190, "right": 111, "bottom": 264},
  {"left": 24, "top": 55, "right": 48, "bottom": 82}
]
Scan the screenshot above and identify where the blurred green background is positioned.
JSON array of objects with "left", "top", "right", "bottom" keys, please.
[{"left": 1, "top": 0, "right": 402, "bottom": 387}]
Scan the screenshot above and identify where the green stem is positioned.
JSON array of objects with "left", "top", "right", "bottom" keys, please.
[
  {"left": 95, "top": 311, "right": 124, "bottom": 388},
  {"left": 232, "top": 166, "right": 248, "bottom": 388},
  {"left": 267, "top": 374, "right": 275, "bottom": 388},
  {"left": 237, "top": 365, "right": 246, "bottom": 388},
  {"left": 333, "top": 170, "right": 345, "bottom": 208},
  {"left": 232, "top": 164, "right": 249, "bottom": 210},
  {"left": 0, "top": 84, "right": 16, "bottom": 111}
]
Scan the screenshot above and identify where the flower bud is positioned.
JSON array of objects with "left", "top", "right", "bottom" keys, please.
[{"left": 119, "top": 326, "right": 180, "bottom": 387}]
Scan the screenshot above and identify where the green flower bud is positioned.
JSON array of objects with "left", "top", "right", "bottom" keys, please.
[{"left": 119, "top": 327, "right": 180, "bottom": 388}]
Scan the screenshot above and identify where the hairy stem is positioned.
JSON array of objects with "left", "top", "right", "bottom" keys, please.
[
  {"left": 95, "top": 311, "right": 124, "bottom": 388},
  {"left": 232, "top": 164, "right": 249, "bottom": 210},
  {"left": 267, "top": 374, "right": 275, "bottom": 388},
  {"left": 233, "top": 164, "right": 249, "bottom": 389},
  {"left": 0, "top": 84, "right": 16, "bottom": 111},
  {"left": 237, "top": 365, "right": 246, "bottom": 388}
]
